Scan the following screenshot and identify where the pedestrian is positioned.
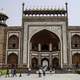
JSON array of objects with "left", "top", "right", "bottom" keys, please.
[
  {"left": 19, "top": 72, "right": 22, "bottom": 77},
  {"left": 38, "top": 70, "right": 41, "bottom": 77},
  {"left": 19, "top": 68, "right": 22, "bottom": 77},
  {"left": 11, "top": 68, "right": 14, "bottom": 77},
  {"left": 38, "top": 69, "right": 42, "bottom": 77},
  {"left": 43, "top": 70, "right": 45, "bottom": 76},
  {"left": 6, "top": 67, "right": 9, "bottom": 77},
  {"left": 13, "top": 68, "right": 17, "bottom": 77},
  {"left": 27, "top": 68, "right": 31, "bottom": 76}
]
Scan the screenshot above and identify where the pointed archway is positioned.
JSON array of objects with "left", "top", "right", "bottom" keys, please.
[
  {"left": 31, "top": 57, "right": 38, "bottom": 69},
  {"left": 7, "top": 53, "right": 18, "bottom": 65},
  {"left": 41, "top": 58, "right": 49, "bottom": 68},
  {"left": 8, "top": 35, "right": 19, "bottom": 49},
  {"left": 72, "top": 53, "right": 80, "bottom": 67},
  {"left": 52, "top": 57, "right": 59, "bottom": 69},
  {"left": 30, "top": 29, "right": 60, "bottom": 51}
]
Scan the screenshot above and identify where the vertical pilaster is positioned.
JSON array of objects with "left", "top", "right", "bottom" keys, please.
[
  {"left": 30, "top": 42, "right": 32, "bottom": 50},
  {"left": 38, "top": 43, "right": 41, "bottom": 51},
  {"left": 49, "top": 53, "right": 52, "bottom": 68},
  {"left": 38, "top": 53, "right": 41, "bottom": 67},
  {"left": 23, "top": 24, "right": 28, "bottom": 65},
  {"left": 49, "top": 43, "right": 52, "bottom": 51}
]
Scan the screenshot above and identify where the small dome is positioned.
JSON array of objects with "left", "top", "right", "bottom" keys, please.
[
  {"left": 0, "top": 12, "right": 8, "bottom": 20},
  {"left": 0, "top": 11, "right": 8, "bottom": 27}
]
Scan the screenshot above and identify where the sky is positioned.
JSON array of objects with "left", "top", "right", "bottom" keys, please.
[{"left": 0, "top": 0, "right": 80, "bottom": 26}]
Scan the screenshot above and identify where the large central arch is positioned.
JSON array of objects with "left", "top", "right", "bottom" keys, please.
[
  {"left": 30, "top": 29, "right": 60, "bottom": 51},
  {"left": 29, "top": 29, "right": 61, "bottom": 69}
]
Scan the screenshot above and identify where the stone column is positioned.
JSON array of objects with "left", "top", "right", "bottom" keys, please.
[
  {"left": 49, "top": 43, "right": 52, "bottom": 51},
  {"left": 30, "top": 42, "right": 32, "bottom": 50},
  {"left": 49, "top": 53, "right": 52, "bottom": 69},
  {"left": 28, "top": 41, "right": 30, "bottom": 68},
  {"left": 38, "top": 53, "right": 41, "bottom": 68},
  {"left": 61, "top": 42, "right": 63, "bottom": 68},
  {"left": 23, "top": 24, "right": 28, "bottom": 65},
  {"left": 38, "top": 43, "right": 41, "bottom": 68},
  {"left": 38, "top": 43, "right": 41, "bottom": 51},
  {"left": 62, "top": 23, "right": 68, "bottom": 67},
  {"left": 58, "top": 42, "right": 61, "bottom": 50},
  {"left": 69, "top": 51, "right": 72, "bottom": 68},
  {"left": 18, "top": 51, "right": 20, "bottom": 64},
  {"left": 49, "top": 43, "right": 52, "bottom": 69}
]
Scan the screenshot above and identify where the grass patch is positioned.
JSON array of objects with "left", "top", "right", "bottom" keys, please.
[{"left": 0, "top": 69, "right": 7, "bottom": 76}]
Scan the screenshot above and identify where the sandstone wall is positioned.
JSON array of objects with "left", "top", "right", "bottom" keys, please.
[{"left": 0, "top": 26, "right": 5, "bottom": 65}]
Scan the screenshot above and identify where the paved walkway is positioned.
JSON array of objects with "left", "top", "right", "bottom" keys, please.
[{"left": 0, "top": 73, "right": 80, "bottom": 80}]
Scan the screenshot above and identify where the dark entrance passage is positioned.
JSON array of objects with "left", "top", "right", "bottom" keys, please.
[
  {"left": 30, "top": 29, "right": 60, "bottom": 52},
  {"left": 72, "top": 53, "right": 80, "bottom": 68},
  {"left": 52, "top": 57, "right": 59, "bottom": 69},
  {"left": 31, "top": 57, "right": 38, "bottom": 69},
  {"left": 7, "top": 53, "right": 18, "bottom": 65},
  {"left": 41, "top": 58, "right": 49, "bottom": 70}
]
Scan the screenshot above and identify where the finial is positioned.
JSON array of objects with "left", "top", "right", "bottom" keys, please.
[
  {"left": 65, "top": 2, "right": 68, "bottom": 6},
  {"left": 22, "top": 2, "right": 25, "bottom": 12},
  {"left": 22, "top": 2, "right": 25, "bottom": 6},
  {"left": 65, "top": 2, "right": 68, "bottom": 11}
]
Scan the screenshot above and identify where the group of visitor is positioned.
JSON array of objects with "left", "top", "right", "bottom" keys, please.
[
  {"left": 6, "top": 64, "right": 17, "bottom": 77},
  {"left": 0, "top": 65, "right": 53, "bottom": 78}
]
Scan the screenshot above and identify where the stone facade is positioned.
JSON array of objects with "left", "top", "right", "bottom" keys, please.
[
  {"left": 0, "top": 3, "right": 80, "bottom": 69},
  {"left": 0, "top": 26, "right": 5, "bottom": 65}
]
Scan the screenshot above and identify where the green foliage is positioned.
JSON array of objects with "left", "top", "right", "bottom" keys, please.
[{"left": 0, "top": 69, "right": 7, "bottom": 76}]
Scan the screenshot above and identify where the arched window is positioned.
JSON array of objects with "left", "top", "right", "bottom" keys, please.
[
  {"left": 71, "top": 35, "right": 80, "bottom": 49},
  {"left": 8, "top": 35, "right": 19, "bottom": 49}
]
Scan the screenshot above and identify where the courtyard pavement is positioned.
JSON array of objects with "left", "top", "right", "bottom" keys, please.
[{"left": 0, "top": 73, "right": 80, "bottom": 80}]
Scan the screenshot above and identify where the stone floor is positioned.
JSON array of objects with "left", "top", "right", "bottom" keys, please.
[{"left": 0, "top": 73, "right": 80, "bottom": 80}]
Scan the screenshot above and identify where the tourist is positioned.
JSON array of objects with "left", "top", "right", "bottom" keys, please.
[
  {"left": 19, "top": 72, "right": 22, "bottom": 77},
  {"left": 11, "top": 68, "right": 14, "bottom": 77},
  {"left": 19, "top": 68, "right": 22, "bottom": 77},
  {"left": 38, "top": 68, "right": 42, "bottom": 77},
  {"left": 38, "top": 70, "right": 41, "bottom": 77},
  {"left": 6, "top": 67, "right": 9, "bottom": 77},
  {"left": 27, "top": 68, "right": 31, "bottom": 76},
  {"left": 43, "top": 70, "right": 45, "bottom": 76},
  {"left": 13, "top": 68, "right": 17, "bottom": 77}
]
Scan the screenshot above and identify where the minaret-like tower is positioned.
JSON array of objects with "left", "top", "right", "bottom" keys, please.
[{"left": 0, "top": 12, "right": 8, "bottom": 66}]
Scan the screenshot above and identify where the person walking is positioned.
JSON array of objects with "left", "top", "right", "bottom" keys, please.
[
  {"left": 11, "top": 68, "right": 14, "bottom": 77},
  {"left": 19, "top": 68, "right": 22, "bottom": 77},
  {"left": 38, "top": 70, "right": 41, "bottom": 77},
  {"left": 38, "top": 69, "right": 42, "bottom": 77},
  {"left": 43, "top": 70, "right": 45, "bottom": 76},
  {"left": 27, "top": 68, "right": 31, "bottom": 76},
  {"left": 13, "top": 68, "right": 17, "bottom": 77},
  {"left": 6, "top": 67, "right": 9, "bottom": 77}
]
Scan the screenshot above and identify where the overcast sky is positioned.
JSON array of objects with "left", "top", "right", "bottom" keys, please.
[{"left": 0, "top": 0, "right": 80, "bottom": 26}]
